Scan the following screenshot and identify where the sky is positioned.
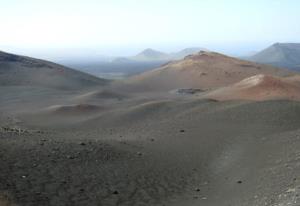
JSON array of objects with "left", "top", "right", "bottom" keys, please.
[{"left": 0, "top": 0, "right": 300, "bottom": 60}]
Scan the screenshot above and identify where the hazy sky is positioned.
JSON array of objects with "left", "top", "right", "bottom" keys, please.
[{"left": 1, "top": 0, "right": 300, "bottom": 58}]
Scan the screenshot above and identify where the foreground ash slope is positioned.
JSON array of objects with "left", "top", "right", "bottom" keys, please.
[
  {"left": 0, "top": 51, "right": 108, "bottom": 90},
  {"left": 1, "top": 51, "right": 300, "bottom": 206},
  {"left": 125, "top": 51, "right": 293, "bottom": 91}
]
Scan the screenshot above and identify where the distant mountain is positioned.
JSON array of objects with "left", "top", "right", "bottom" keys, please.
[
  {"left": 112, "top": 47, "right": 207, "bottom": 63},
  {"left": 126, "top": 51, "right": 294, "bottom": 91},
  {"left": 111, "top": 57, "right": 136, "bottom": 63},
  {"left": 0, "top": 50, "right": 108, "bottom": 90},
  {"left": 249, "top": 43, "right": 300, "bottom": 70},
  {"left": 170, "top": 47, "right": 208, "bottom": 59},
  {"left": 133, "top": 48, "right": 169, "bottom": 61}
]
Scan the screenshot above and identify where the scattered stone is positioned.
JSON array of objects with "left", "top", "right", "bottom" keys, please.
[
  {"left": 287, "top": 188, "right": 296, "bottom": 193},
  {"left": 21, "top": 175, "right": 27, "bottom": 179},
  {"left": 137, "top": 152, "right": 143, "bottom": 156},
  {"left": 195, "top": 188, "right": 200, "bottom": 192},
  {"left": 112, "top": 190, "right": 119, "bottom": 195},
  {"left": 0, "top": 126, "right": 29, "bottom": 134},
  {"left": 237, "top": 180, "right": 242, "bottom": 184},
  {"left": 79, "top": 142, "right": 86, "bottom": 146},
  {"left": 180, "top": 130, "right": 185, "bottom": 133},
  {"left": 67, "top": 155, "right": 75, "bottom": 159},
  {"left": 79, "top": 188, "right": 85, "bottom": 192}
]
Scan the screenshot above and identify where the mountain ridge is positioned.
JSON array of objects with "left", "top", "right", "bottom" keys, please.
[
  {"left": 249, "top": 43, "right": 300, "bottom": 70},
  {"left": 125, "top": 51, "right": 295, "bottom": 91}
]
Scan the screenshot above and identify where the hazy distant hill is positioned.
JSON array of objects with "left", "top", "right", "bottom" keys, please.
[
  {"left": 0, "top": 51, "right": 108, "bottom": 90},
  {"left": 76, "top": 47, "right": 207, "bottom": 79},
  {"left": 133, "top": 48, "right": 169, "bottom": 61},
  {"left": 113, "top": 47, "right": 207, "bottom": 63},
  {"left": 170, "top": 47, "right": 208, "bottom": 59},
  {"left": 249, "top": 43, "right": 300, "bottom": 70}
]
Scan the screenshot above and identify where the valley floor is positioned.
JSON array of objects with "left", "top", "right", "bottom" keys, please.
[{"left": 0, "top": 86, "right": 300, "bottom": 206}]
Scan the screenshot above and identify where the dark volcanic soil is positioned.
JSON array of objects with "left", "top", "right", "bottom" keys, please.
[
  {"left": 1, "top": 86, "right": 300, "bottom": 206},
  {"left": 0, "top": 132, "right": 200, "bottom": 206}
]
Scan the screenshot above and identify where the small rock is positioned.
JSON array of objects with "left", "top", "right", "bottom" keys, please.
[
  {"left": 287, "top": 188, "right": 296, "bottom": 193},
  {"left": 52, "top": 147, "right": 60, "bottom": 151},
  {"left": 195, "top": 188, "right": 200, "bottom": 192},
  {"left": 237, "top": 180, "right": 242, "bottom": 184},
  {"left": 180, "top": 130, "right": 185, "bottom": 133},
  {"left": 202, "top": 181, "right": 208, "bottom": 185},
  {"left": 79, "top": 142, "right": 86, "bottom": 146},
  {"left": 112, "top": 190, "right": 119, "bottom": 195},
  {"left": 67, "top": 155, "right": 75, "bottom": 159}
]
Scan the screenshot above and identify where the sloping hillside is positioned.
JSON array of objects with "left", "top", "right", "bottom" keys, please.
[
  {"left": 205, "top": 74, "right": 300, "bottom": 101},
  {"left": 0, "top": 51, "right": 109, "bottom": 90},
  {"left": 126, "top": 51, "right": 293, "bottom": 91}
]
